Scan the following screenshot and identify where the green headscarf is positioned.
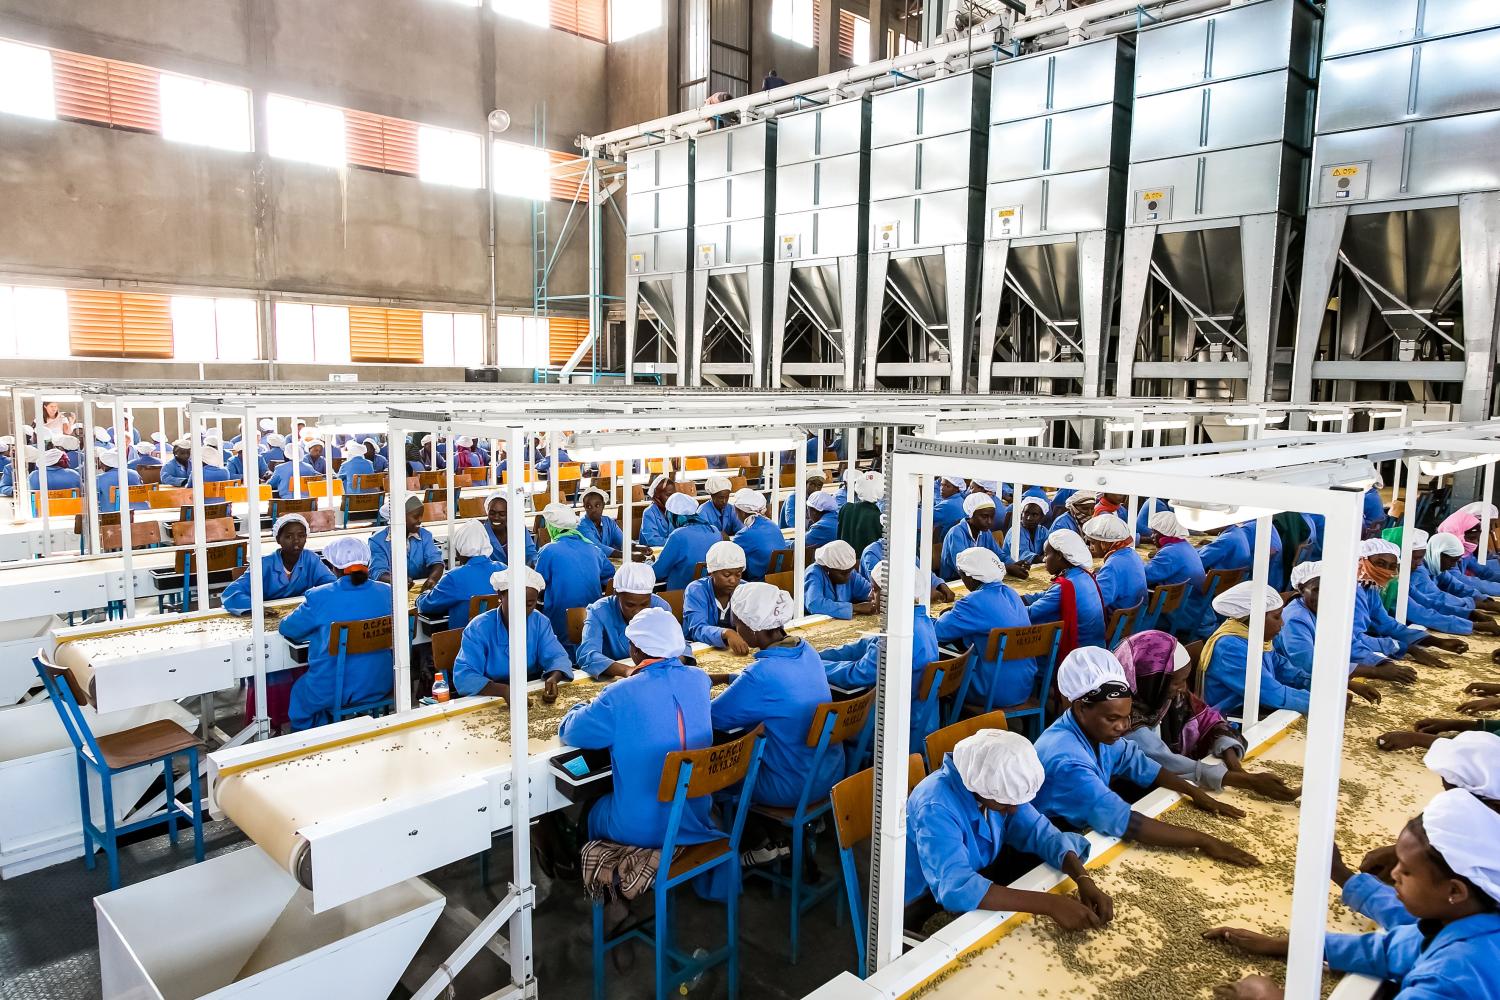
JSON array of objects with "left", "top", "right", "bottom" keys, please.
[{"left": 1379, "top": 526, "right": 1408, "bottom": 612}]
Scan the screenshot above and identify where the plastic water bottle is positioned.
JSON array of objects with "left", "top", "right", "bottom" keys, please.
[{"left": 432, "top": 672, "right": 450, "bottom": 703}]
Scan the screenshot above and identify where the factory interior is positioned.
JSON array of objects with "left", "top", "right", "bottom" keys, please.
[{"left": 4, "top": 1, "right": 1500, "bottom": 998}]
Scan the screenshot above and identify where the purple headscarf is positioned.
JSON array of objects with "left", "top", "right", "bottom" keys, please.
[{"left": 1115, "top": 630, "right": 1243, "bottom": 761}]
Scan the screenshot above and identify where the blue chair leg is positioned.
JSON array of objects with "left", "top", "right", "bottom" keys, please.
[
  {"left": 188, "top": 748, "right": 205, "bottom": 862},
  {"left": 592, "top": 900, "right": 606, "bottom": 1000},
  {"left": 76, "top": 757, "right": 95, "bottom": 872},
  {"left": 654, "top": 884, "right": 670, "bottom": 1000},
  {"left": 163, "top": 759, "right": 178, "bottom": 844},
  {"left": 100, "top": 771, "right": 120, "bottom": 889},
  {"left": 790, "top": 823, "right": 805, "bottom": 963},
  {"left": 727, "top": 861, "right": 741, "bottom": 1000}
]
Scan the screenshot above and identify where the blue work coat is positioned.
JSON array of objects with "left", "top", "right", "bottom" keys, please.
[
  {"left": 803, "top": 564, "right": 874, "bottom": 620},
  {"left": 483, "top": 519, "right": 538, "bottom": 567},
  {"left": 1324, "top": 912, "right": 1500, "bottom": 1000},
  {"left": 96, "top": 468, "right": 145, "bottom": 512},
  {"left": 223, "top": 549, "right": 336, "bottom": 615},
  {"left": 1199, "top": 525, "right": 1251, "bottom": 573},
  {"left": 368, "top": 525, "right": 443, "bottom": 582},
  {"left": 1202, "top": 631, "right": 1310, "bottom": 717},
  {"left": 1441, "top": 566, "right": 1500, "bottom": 599},
  {"left": 682, "top": 577, "right": 735, "bottom": 648},
  {"left": 699, "top": 500, "right": 743, "bottom": 537},
  {"left": 1274, "top": 597, "right": 1357, "bottom": 687},
  {"left": 777, "top": 493, "right": 801, "bottom": 530},
  {"left": 1096, "top": 547, "right": 1147, "bottom": 614},
  {"left": 933, "top": 492, "right": 968, "bottom": 539},
  {"left": 576, "top": 594, "right": 679, "bottom": 678},
  {"left": 1354, "top": 584, "right": 1424, "bottom": 659},
  {"left": 1025, "top": 566, "right": 1106, "bottom": 650},
  {"left": 415, "top": 555, "right": 505, "bottom": 629},
  {"left": 338, "top": 456, "right": 376, "bottom": 492},
  {"left": 268, "top": 460, "right": 320, "bottom": 499},
  {"left": 905, "top": 757, "right": 1089, "bottom": 909},
  {"left": 711, "top": 638, "right": 843, "bottom": 809},
  {"left": 281, "top": 576, "right": 394, "bottom": 731},
  {"left": 638, "top": 503, "right": 673, "bottom": 547},
  {"left": 859, "top": 539, "right": 944, "bottom": 591},
  {"left": 654, "top": 520, "right": 721, "bottom": 591},
  {"left": 578, "top": 513, "right": 624, "bottom": 554},
  {"left": 997, "top": 523, "right": 1049, "bottom": 564},
  {"left": 226, "top": 453, "right": 270, "bottom": 483},
  {"left": 935, "top": 581, "right": 1037, "bottom": 709},
  {"left": 1362, "top": 487, "right": 1388, "bottom": 534},
  {"left": 1461, "top": 552, "right": 1500, "bottom": 583},
  {"left": 1034, "top": 708, "right": 1163, "bottom": 838},
  {"left": 1145, "top": 538, "right": 1207, "bottom": 635},
  {"left": 451, "top": 607, "right": 573, "bottom": 695},
  {"left": 1343, "top": 873, "right": 1414, "bottom": 929},
  {"left": 537, "top": 534, "right": 613, "bottom": 641},
  {"left": 1405, "top": 564, "right": 1475, "bottom": 634},
  {"left": 29, "top": 467, "right": 83, "bottom": 493},
  {"left": 733, "top": 516, "right": 785, "bottom": 581},
  {"left": 158, "top": 458, "right": 192, "bottom": 487},
  {"left": 804, "top": 513, "right": 839, "bottom": 550},
  {"left": 559, "top": 657, "right": 722, "bottom": 848},
  {"left": 1240, "top": 520, "right": 1286, "bottom": 591},
  {"left": 822, "top": 605, "right": 940, "bottom": 746},
  {"left": 940, "top": 519, "right": 1007, "bottom": 582},
  {"left": 1049, "top": 511, "right": 1084, "bottom": 537},
  {"left": 1134, "top": 499, "right": 1172, "bottom": 537}
]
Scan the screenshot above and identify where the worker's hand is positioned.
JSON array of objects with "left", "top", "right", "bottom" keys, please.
[
  {"left": 1198, "top": 836, "right": 1260, "bottom": 868},
  {"left": 852, "top": 600, "right": 879, "bottom": 616},
  {"left": 1005, "top": 562, "right": 1030, "bottom": 579},
  {"left": 1479, "top": 598, "right": 1500, "bottom": 615},
  {"left": 1472, "top": 617, "right": 1500, "bottom": 636},
  {"left": 631, "top": 545, "right": 652, "bottom": 562},
  {"left": 1074, "top": 874, "right": 1113, "bottom": 924},
  {"left": 1241, "top": 770, "right": 1300, "bottom": 802},
  {"left": 1212, "top": 975, "right": 1285, "bottom": 1000},
  {"left": 1329, "top": 843, "right": 1354, "bottom": 887},
  {"left": 1040, "top": 894, "right": 1105, "bottom": 932},
  {"left": 1368, "top": 661, "right": 1418, "bottom": 684},
  {"left": 1359, "top": 844, "right": 1398, "bottom": 881},
  {"left": 1414, "top": 716, "right": 1479, "bottom": 735},
  {"left": 482, "top": 681, "right": 511, "bottom": 702},
  {"left": 933, "top": 583, "right": 956, "bottom": 604},
  {"left": 542, "top": 673, "right": 561, "bottom": 703},
  {"left": 1457, "top": 696, "right": 1500, "bottom": 714},
  {"left": 1465, "top": 681, "right": 1500, "bottom": 697},
  {"left": 1202, "top": 927, "right": 1287, "bottom": 957},
  {"left": 1375, "top": 730, "right": 1438, "bottom": 752},
  {"left": 723, "top": 629, "right": 751, "bottom": 656},
  {"left": 1426, "top": 635, "right": 1470, "bottom": 653},
  {"left": 1348, "top": 679, "right": 1382, "bottom": 704},
  {"left": 1190, "top": 790, "right": 1245, "bottom": 819},
  {"left": 708, "top": 672, "right": 738, "bottom": 686},
  {"left": 1407, "top": 646, "right": 1451, "bottom": 669}
]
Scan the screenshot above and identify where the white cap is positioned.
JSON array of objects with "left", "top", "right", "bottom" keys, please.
[
  {"left": 1065, "top": 491, "right": 1098, "bottom": 508},
  {"left": 869, "top": 560, "right": 890, "bottom": 591},
  {"left": 453, "top": 520, "right": 494, "bottom": 559},
  {"left": 203, "top": 448, "right": 225, "bottom": 469},
  {"left": 955, "top": 546, "right": 1006, "bottom": 584},
  {"left": 580, "top": 486, "right": 609, "bottom": 503},
  {"left": 341, "top": 441, "right": 363, "bottom": 459},
  {"left": 1017, "top": 495, "right": 1048, "bottom": 517},
  {"left": 93, "top": 427, "right": 111, "bottom": 444},
  {"left": 1046, "top": 529, "right": 1092, "bottom": 569},
  {"left": 705, "top": 475, "right": 732, "bottom": 495},
  {"left": 266, "top": 433, "right": 286, "bottom": 449},
  {"left": 259, "top": 418, "right": 276, "bottom": 432},
  {"left": 1083, "top": 514, "right": 1132, "bottom": 542},
  {"left": 665, "top": 492, "right": 698, "bottom": 517},
  {"left": 136, "top": 441, "right": 156, "bottom": 456},
  {"left": 625, "top": 606, "right": 686, "bottom": 658},
  {"left": 324, "top": 536, "right": 371, "bottom": 570},
  {"left": 455, "top": 435, "right": 473, "bottom": 448},
  {"left": 1057, "top": 647, "right": 1129, "bottom": 701},
  {"left": 1148, "top": 510, "right": 1187, "bottom": 538},
  {"left": 952, "top": 729, "right": 1046, "bottom": 805},
  {"left": 1425, "top": 730, "right": 1500, "bottom": 801},
  {"left": 0, "top": 435, "right": 12, "bottom": 450},
  {"left": 807, "top": 491, "right": 839, "bottom": 513},
  {"left": 1405, "top": 528, "right": 1431, "bottom": 549},
  {"left": 730, "top": 581, "right": 797, "bottom": 631},
  {"left": 815, "top": 539, "right": 858, "bottom": 571},
  {"left": 150, "top": 431, "right": 169, "bottom": 444},
  {"left": 97, "top": 449, "right": 120, "bottom": 470},
  {"left": 542, "top": 502, "right": 579, "bottom": 530},
  {"left": 1458, "top": 502, "right": 1499, "bottom": 521},
  {"left": 30, "top": 447, "right": 64, "bottom": 467},
  {"left": 1361, "top": 538, "right": 1400, "bottom": 558},
  {"left": 1212, "top": 581, "right": 1284, "bottom": 619},
  {"left": 705, "top": 541, "right": 746, "bottom": 573},
  {"left": 853, "top": 471, "right": 884, "bottom": 503},
  {"left": 942, "top": 476, "right": 967, "bottom": 490},
  {"left": 272, "top": 513, "right": 309, "bottom": 539},
  {"left": 730, "top": 488, "right": 766, "bottom": 514},
  {"left": 173, "top": 437, "right": 192, "bottom": 450},
  {"left": 490, "top": 567, "right": 546, "bottom": 593},
  {"left": 1290, "top": 561, "right": 1323, "bottom": 589},
  {"left": 647, "top": 474, "right": 671, "bottom": 496},
  {"left": 54, "top": 435, "right": 80, "bottom": 451},
  {"left": 962, "top": 493, "right": 996, "bottom": 517},
  {"left": 613, "top": 562, "right": 658, "bottom": 595},
  {"left": 203, "top": 434, "right": 222, "bottom": 448},
  {"left": 1422, "top": 788, "right": 1500, "bottom": 903}
]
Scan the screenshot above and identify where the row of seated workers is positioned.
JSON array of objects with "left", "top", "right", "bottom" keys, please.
[{"left": 213, "top": 462, "right": 1500, "bottom": 995}]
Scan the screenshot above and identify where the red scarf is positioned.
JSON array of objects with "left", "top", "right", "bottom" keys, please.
[
  {"left": 1053, "top": 568, "right": 1105, "bottom": 660},
  {"left": 1095, "top": 496, "right": 1122, "bottom": 516}
]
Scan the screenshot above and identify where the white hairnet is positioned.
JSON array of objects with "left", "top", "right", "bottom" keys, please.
[
  {"left": 942, "top": 476, "right": 967, "bottom": 491},
  {"left": 490, "top": 567, "right": 546, "bottom": 593},
  {"left": 613, "top": 562, "right": 658, "bottom": 595},
  {"left": 647, "top": 474, "right": 671, "bottom": 497},
  {"left": 97, "top": 449, "right": 120, "bottom": 470},
  {"left": 272, "top": 513, "right": 309, "bottom": 539},
  {"left": 962, "top": 493, "right": 996, "bottom": 518},
  {"left": 705, "top": 540, "right": 746, "bottom": 573},
  {"left": 54, "top": 435, "right": 80, "bottom": 451},
  {"left": 1459, "top": 502, "right": 1499, "bottom": 521},
  {"left": 259, "top": 418, "right": 276, "bottom": 432},
  {"left": 484, "top": 489, "right": 508, "bottom": 510},
  {"left": 869, "top": 560, "right": 890, "bottom": 591},
  {"left": 203, "top": 434, "right": 222, "bottom": 449},
  {"left": 202, "top": 448, "right": 225, "bottom": 469},
  {"left": 137, "top": 441, "right": 156, "bottom": 456},
  {"left": 455, "top": 435, "right": 473, "bottom": 448},
  {"left": 542, "top": 502, "right": 579, "bottom": 530},
  {"left": 1422, "top": 788, "right": 1500, "bottom": 903},
  {"left": 1426, "top": 532, "right": 1465, "bottom": 575},
  {"left": 853, "top": 471, "right": 884, "bottom": 503},
  {"left": 955, "top": 546, "right": 1006, "bottom": 584},
  {"left": 1017, "top": 496, "right": 1048, "bottom": 517},
  {"left": 815, "top": 539, "right": 858, "bottom": 571},
  {"left": 1083, "top": 514, "right": 1132, "bottom": 542},
  {"left": 730, "top": 488, "right": 766, "bottom": 514},
  {"left": 730, "top": 581, "right": 797, "bottom": 631},
  {"left": 1425, "top": 731, "right": 1500, "bottom": 801},
  {"left": 1046, "top": 529, "right": 1092, "bottom": 569},
  {"left": 341, "top": 441, "right": 363, "bottom": 459},
  {"left": 266, "top": 433, "right": 286, "bottom": 449},
  {"left": 150, "top": 431, "right": 169, "bottom": 444},
  {"left": 324, "top": 536, "right": 371, "bottom": 570},
  {"left": 1057, "top": 647, "right": 1129, "bottom": 701},
  {"left": 1212, "top": 581, "right": 1284, "bottom": 619},
  {"left": 1148, "top": 510, "right": 1187, "bottom": 538},
  {"left": 93, "top": 427, "right": 111, "bottom": 444},
  {"left": 807, "top": 491, "right": 839, "bottom": 514},
  {"left": 581, "top": 486, "right": 609, "bottom": 503},
  {"left": 453, "top": 519, "right": 494, "bottom": 559},
  {"left": 1360, "top": 538, "right": 1400, "bottom": 558},
  {"left": 1290, "top": 560, "right": 1322, "bottom": 589},
  {"left": 665, "top": 492, "right": 698, "bottom": 517},
  {"left": 1405, "top": 528, "right": 1431, "bottom": 550},
  {"left": 952, "top": 729, "right": 1046, "bottom": 805},
  {"left": 33, "top": 447, "right": 63, "bottom": 467},
  {"left": 625, "top": 607, "right": 686, "bottom": 658},
  {"left": 705, "top": 475, "right": 732, "bottom": 495}
]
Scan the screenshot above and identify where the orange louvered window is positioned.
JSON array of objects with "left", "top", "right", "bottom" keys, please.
[
  {"left": 551, "top": 0, "right": 608, "bottom": 43},
  {"left": 548, "top": 316, "right": 592, "bottom": 366},
  {"left": 345, "top": 109, "right": 420, "bottom": 175},
  {"left": 348, "top": 307, "right": 424, "bottom": 363},
  {"left": 814, "top": 0, "right": 823, "bottom": 48},
  {"left": 548, "top": 150, "right": 591, "bottom": 203},
  {"left": 50, "top": 49, "right": 160, "bottom": 132},
  {"left": 67, "top": 290, "right": 173, "bottom": 359},
  {"left": 837, "top": 10, "right": 856, "bottom": 59}
]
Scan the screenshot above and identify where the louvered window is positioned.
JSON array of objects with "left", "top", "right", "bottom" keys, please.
[
  {"left": 349, "top": 307, "right": 424, "bottom": 363},
  {"left": 838, "top": 11, "right": 870, "bottom": 63},
  {"left": 550, "top": 0, "right": 609, "bottom": 42},
  {"left": 548, "top": 316, "right": 592, "bottom": 366},
  {"left": 549, "top": 151, "right": 592, "bottom": 203},
  {"left": 346, "top": 109, "right": 420, "bottom": 175},
  {"left": 67, "top": 290, "right": 173, "bottom": 359},
  {"left": 51, "top": 49, "right": 160, "bottom": 132}
]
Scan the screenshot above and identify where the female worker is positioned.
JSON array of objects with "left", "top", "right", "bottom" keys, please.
[
  {"left": 302, "top": 439, "right": 327, "bottom": 476},
  {"left": 1429, "top": 530, "right": 1500, "bottom": 607},
  {"left": 683, "top": 541, "right": 750, "bottom": 653},
  {"left": 935, "top": 548, "right": 1038, "bottom": 713},
  {"left": 267, "top": 448, "right": 319, "bottom": 499},
  {"left": 804, "top": 539, "right": 877, "bottom": 620},
  {"left": 778, "top": 473, "right": 825, "bottom": 530},
  {"left": 481, "top": 491, "right": 538, "bottom": 567},
  {"left": 837, "top": 470, "right": 885, "bottom": 556},
  {"left": 1115, "top": 630, "right": 1299, "bottom": 801},
  {"left": 336, "top": 440, "right": 376, "bottom": 492},
  {"left": 280, "top": 536, "right": 394, "bottom": 731},
  {"left": 369, "top": 495, "right": 444, "bottom": 587},
  {"left": 414, "top": 520, "right": 504, "bottom": 630},
  {"left": 451, "top": 567, "right": 572, "bottom": 702},
  {"left": 1143, "top": 509, "right": 1209, "bottom": 636},
  {"left": 653, "top": 492, "right": 722, "bottom": 590},
  {"left": 939, "top": 492, "right": 1007, "bottom": 582},
  {"left": 1048, "top": 491, "right": 1097, "bottom": 537},
  {"left": 1277, "top": 561, "right": 1415, "bottom": 698},
  {"left": 577, "top": 563, "right": 682, "bottom": 679},
  {"left": 998, "top": 495, "right": 1050, "bottom": 576},
  {"left": 364, "top": 438, "right": 388, "bottom": 474},
  {"left": 860, "top": 516, "right": 954, "bottom": 603},
  {"left": 933, "top": 476, "right": 970, "bottom": 539},
  {"left": 1024, "top": 529, "right": 1106, "bottom": 654},
  {"left": 698, "top": 475, "right": 742, "bottom": 537},
  {"left": 803, "top": 490, "right": 841, "bottom": 549},
  {"left": 1207, "top": 788, "right": 1500, "bottom": 1000},
  {"left": 637, "top": 474, "right": 676, "bottom": 548},
  {"left": 1379, "top": 528, "right": 1495, "bottom": 636},
  {"left": 200, "top": 446, "right": 230, "bottom": 485},
  {"left": 577, "top": 486, "right": 625, "bottom": 557},
  {"left": 1356, "top": 538, "right": 1460, "bottom": 668},
  {"left": 715, "top": 582, "right": 843, "bottom": 812},
  {"left": 1084, "top": 513, "right": 1146, "bottom": 616},
  {"left": 905, "top": 729, "right": 1113, "bottom": 928},
  {"left": 224, "top": 513, "right": 335, "bottom": 615},
  {"left": 226, "top": 440, "right": 270, "bottom": 483},
  {"left": 1199, "top": 583, "right": 1311, "bottom": 717},
  {"left": 535, "top": 502, "right": 614, "bottom": 645},
  {"left": 94, "top": 448, "right": 145, "bottom": 512},
  {"left": 1034, "top": 648, "right": 1260, "bottom": 866},
  {"left": 728, "top": 488, "right": 783, "bottom": 581},
  {"left": 27, "top": 443, "right": 82, "bottom": 493}
]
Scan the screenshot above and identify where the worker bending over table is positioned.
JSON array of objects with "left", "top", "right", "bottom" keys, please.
[
  {"left": 415, "top": 520, "right": 504, "bottom": 630},
  {"left": 1024, "top": 530, "right": 1106, "bottom": 654},
  {"left": 1278, "top": 562, "right": 1420, "bottom": 693},
  {"left": 370, "top": 495, "right": 443, "bottom": 587},
  {"left": 536, "top": 502, "right": 614, "bottom": 646},
  {"left": 728, "top": 488, "right": 782, "bottom": 581},
  {"left": 451, "top": 567, "right": 572, "bottom": 702},
  {"left": 578, "top": 563, "right": 683, "bottom": 679},
  {"left": 804, "top": 540, "right": 878, "bottom": 620},
  {"left": 652, "top": 492, "right": 720, "bottom": 590},
  {"left": 683, "top": 541, "right": 750, "bottom": 653},
  {"left": 1084, "top": 513, "right": 1146, "bottom": 616}
]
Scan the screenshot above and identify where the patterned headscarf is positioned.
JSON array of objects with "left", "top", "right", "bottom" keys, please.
[{"left": 1115, "top": 630, "right": 1242, "bottom": 761}]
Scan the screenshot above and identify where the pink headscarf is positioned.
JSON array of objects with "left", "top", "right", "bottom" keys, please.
[{"left": 1438, "top": 511, "right": 1481, "bottom": 556}]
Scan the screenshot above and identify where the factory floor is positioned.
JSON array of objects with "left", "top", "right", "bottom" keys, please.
[{"left": 0, "top": 814, "right": 859, "bottom": 999}]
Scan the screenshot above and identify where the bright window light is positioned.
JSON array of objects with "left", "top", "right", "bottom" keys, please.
[
  {"left": 772, "top": 0, "right": 816, "bottom": 47},
  {"left": 850, "top": 15, "right": 871, "bottom": 65},
  {"left": 159, "top": 73, "right": 252, "bottom": 152},
  {"left": 274, "top": 302, "right": 350, "bottom": 363},
  {"left": 0, "top": 285, "right": 69, "bottom": 358},
  {"left": 266, "top": 93, "right": 346, "bottom": 168},
  {"left": 421, "top": 312, "right": 485, "bottom": 366},
  {"left": 171, "top": 296, "right": 258, "bottom": 361},
  {"left": 492, "top": 140, "right": 551, "bottom": 200},
  {"left": 493, "top": 0, "right": 549, "bottom": 27},
  {"left": 418, "top": 125, "right": 481, "bottom": 188},
  {"left": 612, "top": 0, "right": 662, "bottom": 41},
  {"left": 496, "top": 315, "right": 549, "bottom": 368},
  {"left": 0, "top": 39, "right": 56, "bottom": 120}
]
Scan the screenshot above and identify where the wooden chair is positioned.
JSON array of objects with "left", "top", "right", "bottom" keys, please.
[
  {"left": 266, "top": 497, "right": 316, "bottom": 519},
  {"left": 1202, "top": 568, "right": 1246, "bottom": 603},
  {"left": 340, "top": 490, "right": 382, "bottom": 528},
  {"left": 170, "top": 517, "right": 236, "bottom": 546},
  {"left": 1104, "top": 600, "right": 1145, "bottom": 649},
  {"left": 432, "top": 628, "right": 464, "bottom": 677},
  {"left": 1143, "top": 580, "right": 1188, "bottom": 631},
  {"left": 172, "top": 541, "right": 247, "bottom": 609},
  {"left": 415, "top": 471, "right": 445, "bottom": 489},
  {"left": 306, "top": 478, "right": 342, "bottom": 499},
  {"left": 924, "top": 710, "right": 1009, "bottom": 773},
  {"left": 100, "top": 521, "right": 162, "bottom": 552},
  {"left": 830, "top": 755, "right": 927, "bottom": 973},
  {"left": 915, "top": 651, "right": 968, "bottom": 734},
  {"left": 468, "top": 594, "right": 499, "bottom": 620},
  {"left": 351, "top": 473, "right": 388, "bottom": 493},
  {"left": 661, "top": 588, "right": 686, "bottom": 620},
  {"left": 136, "top": 464, "right": 161, "bottom": 485},
  {"left": 421, "top": 501, "right": 448, "bottom": 523},
  {"left": 953, "top": 621, "right": 1063, "bottom": 736},
  {"left": 764, "top": 570, "right": 795, "bottom": 596},
  {"left": 148, "top": 488, "right": 192, "bottom": 510},
  {"left": 457, "top": 496, "right": 487, "bottom": 518},
  {"left": 567, "top": 606, "right": 588, "bottom": 646},
  {"left": 767, "top": 548, "right": 794, "bottom": 574},
  {"left": 328, "top": 616, "right": 396, "bottom": 722},
  {"left": 177, "top": 501, "right": 230, "bottom": 522},
  {"left": 223, "top": 484, "right": 272, "bottom": 503}
]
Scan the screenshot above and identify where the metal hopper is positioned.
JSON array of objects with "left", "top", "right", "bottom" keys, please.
[{"left": 623, "top": 139, "right": 693, "bottom": 384}]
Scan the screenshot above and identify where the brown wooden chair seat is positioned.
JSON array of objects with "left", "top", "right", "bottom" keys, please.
[
  {"left": 667, "top": 839, "right": 732, "bottom": 880},
  {"left": 94, "top": 719, "right": 204, "bottom": 770}
]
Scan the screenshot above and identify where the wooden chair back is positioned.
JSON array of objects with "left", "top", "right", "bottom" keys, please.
[
  {"left": 567, "top": 606, "right": 587, "bottom": 646},
  {"left": 457, "top": 497, "right": 486, "bottom": 518},
  {"left": 917, "top": 651, "right": 968, "bottom": 702},
  {"left": 178, "top": 501, "right": 230, "bottom": 522},
  {"left": 983, "top": 621, "right": 1062, "bottom": 662},
  {"left": 327, "top": 615, "right": 395, "bottom": 655},
  {"left": 422, "top": 501, "right": 448, "bottom": 523},
  {"left": 224, "top": 484, "right": 272, "bottom": 503},
  {"left": 1202, "top": 567, "right": 1246, "bottom": 599},
  {"left": 1149, "top": 580, "right": 1188, "bottom": 616},
  {"left": 661, "top": 588, "right": 686, "bottom": 619},
  {"left": 173, "top": 541, "right": 246, "bottom": 574},
  {"left": 658, "top": 724, "right": 764, "bottom": 801},
  {"left": 171, "top": 517, "right": 235, "bottom": 545},
  {"left": 764, "top": 570, "right": 795, "bottom": 595},
  {"left": 100, "top": 521, "right": 162, "bottom": 551},
  {"left": 468, "top": 594, "right": 499, "bottom": 619},
  {"left": 136, "top": 464, "right": 161, "bottom": 485},
  {"left": 269, "top": 497, "right": 316, "bottom": 515},
  {"left": 924, "top": 710, "right": 1009, "bottom": 771},
  {"left": 432, "top": 628, "right": 463, "bottom": 674},
  {"left": 767, "top": 548, "right": 793, "bottom": 574},
  {"left": 342, "top": 492, "right": 383, "bottom": 514},
  {"left": 806, "top": 688, "right": 878, "bottom": 747},
  {"left": 830, "top": 755, "right": 927, "bottom": 850},
  {"left": 352, "top": 473, "right": 388, "bottom": 493},
  {"left": 148, "top": 488, "right": 191, "bottom": 509},
  {"left": 416, "top": 472, "right": 445, "bottom": 489}
]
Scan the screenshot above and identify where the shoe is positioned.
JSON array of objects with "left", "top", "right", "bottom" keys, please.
[{"left": 740, "top": 841, "right": 790, "bottom": 868}]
